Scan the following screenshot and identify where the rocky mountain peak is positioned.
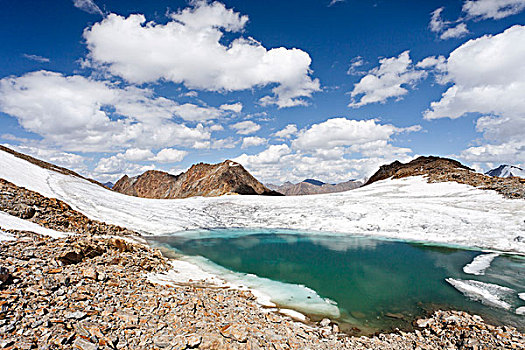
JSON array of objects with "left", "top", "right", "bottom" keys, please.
[
  {"left": 365, "top": 156, "right": 473, "bottom": 185},
  {"left": 365, "top": 156, "right": 525, "bottom": 199},
  {"left": 113, "top": 160, "right": 281, "bottom": 199}
]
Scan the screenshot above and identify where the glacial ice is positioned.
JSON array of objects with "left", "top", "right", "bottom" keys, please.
[
  {"left": 446, "top": 278, "right": 514, "bottom": 310},
  {"left": 1, "top": 149, "right": 524, "bottom": 255},
  {"left": 463, "top": 253, "right": 499, "bottom": 275}
]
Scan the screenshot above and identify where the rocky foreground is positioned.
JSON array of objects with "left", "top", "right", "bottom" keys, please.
[{"left": 1, "top": 230, "right": 524, "bottom": 350}]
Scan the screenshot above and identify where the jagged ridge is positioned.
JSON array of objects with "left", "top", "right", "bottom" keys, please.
[{"left": 113, "top": 160, "right": 282, "bottom": 199}]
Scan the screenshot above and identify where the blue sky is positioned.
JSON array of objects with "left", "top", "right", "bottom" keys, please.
[{"left": 1, "top": 0, "right": 524, "bottom": 183}]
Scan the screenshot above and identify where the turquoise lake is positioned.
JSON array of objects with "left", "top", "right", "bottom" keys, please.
[{"left": 149, "top": 229, "right": 525, "bottom": 335}]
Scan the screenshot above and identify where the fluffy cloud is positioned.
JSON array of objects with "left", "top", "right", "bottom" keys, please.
[
  {"left": 120, "top": 148, "right": 154, "bottom": 162},
  {"left": 425, "top": 25, "right": 525, "bottom": 122},
  {"left": 235, "top": 144, "right": 291, "bottom": 166},
  {"left": 235, "top": 117, "right": 420, "bottom": 183},
  {"left": 429, "top": 1, "right": 525, "bottom": 40},
  {"left": 425, "top": 25, "right": 525, "bottom": 166},
  {"left": 241, "top": 136, "right": 266, "bottom": 148},
  {"left": 429, "top": 7, "right": 469, "bottom": 40},
  {"left": 273, "top": 124, "right": 298, "bottom": 139},
  {"left": 151, "top": 148, "right": 188, "bottom": 163},
  {"left": 463, "top": 0, "right": 525, "bottom": 20},
  {"left": 93, "top": 156, "right": 154, "bottom": 180},
  {"left": 0, "top": 71, "right": 214, "bottom": 152},
  {"left": 459, "top": 141, "right": 525, "bottom": 165},
  {"left": 348, "top": 51, "right": 426, "bottom": 107},
  {"left": 93, "top": 147, "right": 187, "bottom": 181},
  {"left": 211, "top": 137, "right": 238, "bottom": 149},
  {"left": 430, "top": 7, "right": 447, "bottom": 33},
  {"left": 83, "top": 1, "right": 320, "bottom": 108},
  {"left": 220, "top": 102, "right": 243, "bottom": 113},
  {"left": 440, "top": 23, "right": 469, "bottom": 39},
  {"left": 209, "top": 124, "right": 224, "bottom": 131},
  {"left": 73, "top": 0, "right": 103, "bottom": 15},
  {"left": 230, "top": 121, "right": 261, "bottom": 135},
  {"left": 293, "top": 118, "right": 392, "bottom": 150}
]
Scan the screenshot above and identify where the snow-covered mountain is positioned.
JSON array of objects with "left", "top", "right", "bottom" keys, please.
[
  {"left": 486, "top": 165, "right": 525, "bottom": 178},
  {"left": 0, "top": 147, "right": 524, "bottom": 254}
]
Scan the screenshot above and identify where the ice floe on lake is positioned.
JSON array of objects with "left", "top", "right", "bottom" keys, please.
[
  {"left": 446, "top": 278, "right": 514, "bottom": 310},
  {"left": 463, "top": 253, "right": 499, "bottom": 275},
  {"left": 149, "top": 254, "right": 340, "bottom": 320}
]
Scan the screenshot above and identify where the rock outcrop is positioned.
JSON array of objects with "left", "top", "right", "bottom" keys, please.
[
  {"left": 365, "top": 156, "right": 525, "bottom": 199},
  {"left": 268, "top": 179, "right": 362, "bottom": 196},
  {"left": 113, "top": 160, "right": 281, "bottom": 199},
  {"left": 0, "top": 178, "right": 136, "bottom": 236}
]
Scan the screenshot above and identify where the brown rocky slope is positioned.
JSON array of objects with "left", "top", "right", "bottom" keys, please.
[
  {"left": 365, "top": 156, "right": 525, "bottom": 199},
  {"left": 113, "top": 160, "right": 281, "bottom": 199},
  {"left": 0, "top": 178, "right": 135, "bottom": 236}
]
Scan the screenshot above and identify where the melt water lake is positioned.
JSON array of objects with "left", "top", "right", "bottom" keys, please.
[{"left": 148, "top": 229, "right": 525, "bottom": 334}]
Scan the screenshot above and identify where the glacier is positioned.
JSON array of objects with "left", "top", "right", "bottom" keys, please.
[{"left": 0, "top": 149, "right": 524, "bottom": 254}]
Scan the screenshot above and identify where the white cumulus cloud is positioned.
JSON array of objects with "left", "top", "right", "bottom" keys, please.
[
  {"left": 220, "top": 102, "right": 243, "bottom": 113},
  {"left": 273, "top": 124, "right": 298, "bottom": 139},
  {"left": 463, "top": 0, "right": 525, "bottom": 20},
  {"left": 83, "top": 1, "right": 320, "bottom": 108},
  {"left": 425, "top": 25, "right": 525, "bottom": 166},
  {"left": 348, "top": 51, "right": 426, "bottom": 107},
  {"left": 241, "top": 136, "right": 266, "bottom": 148},
  {"left": 230, "top": 120, "right": 261, "bottom": 135},
  {"left": 440, "top": 23, "right": 470, "bottom": 39},
  {"left": 0, "top": 71, "right": 216, "bottom": 152},
  {"left": 152, "top": 148, "right": 188, "bottom": 163},
  {"left": 235, "top": 117, "right": 420, "bottom": 183}
]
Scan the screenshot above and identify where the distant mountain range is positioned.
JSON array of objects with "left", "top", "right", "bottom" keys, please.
[
  {"left": 485, "top": 165, "right": 525, "bottom": 178},
  {"left": 267, "top": 179, "right": 362, "bottom": 196},
  {"left": 1, "top": 144, "right": 522, "bottom": 200},
  {"left": 112, "top": 160, "right": 281, "bottom": 199}
]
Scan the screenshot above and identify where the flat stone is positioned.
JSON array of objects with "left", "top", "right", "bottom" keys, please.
[
  {"left": 186, "top": 334, "right": 201, "bottom": 348},
  {"left": 73, "top": 337, "right": 98, "bottom": 350},
  {"left": 220, "top": 324, "right": 248, "bottom": 343},
  {"left": 82, "top": 267, "right": 97, "bottom": 280},
  {"left": 66, "top": 311, "right": 87, "bottom": 320},
  {"left": 319, "top": 318, "right": 331, "bottom": 327},
  {"left": 385, "top": 312, "right": 405, "bottom": 320},
  {"left": 416, "top": 318, "right": 434, "bottom": 328}
]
